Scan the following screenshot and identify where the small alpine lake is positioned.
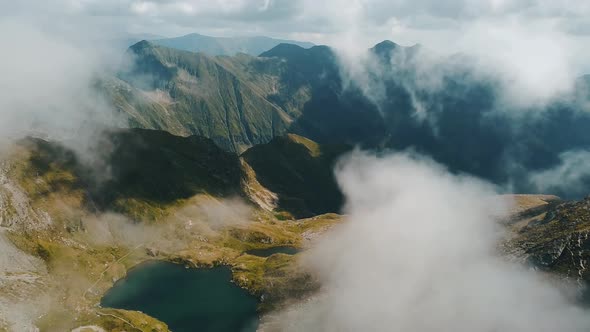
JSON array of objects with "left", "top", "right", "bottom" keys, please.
[
  {"left": 245, "top": 246, "right": 301, "bottom": 257},
  {"left": 100, "top": 261, "right": 259, "bottom": 332}
]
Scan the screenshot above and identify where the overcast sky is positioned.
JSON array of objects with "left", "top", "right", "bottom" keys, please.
[
  {"left": 2, "top": 1, "right": 589, "bottom": 43},
  {"left": 1, "top": 0, "right": 590, "bottom": 75}
]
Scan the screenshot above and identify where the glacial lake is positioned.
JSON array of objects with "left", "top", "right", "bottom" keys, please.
[
  {"left": 100, "top": 261, "right": 259, "bottom": 332},
  {"left": 245, "top": 246, "right": 300, "bottom": 257}
]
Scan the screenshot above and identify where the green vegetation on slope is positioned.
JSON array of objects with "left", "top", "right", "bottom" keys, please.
[
  {"left": 111, "top": 41, "right": 297, "bottom": 153},
  {"left": 15, "top": 128, "right": 348, "bottom": 220},
  {"left": 16, "top": 128, "right": 245, "bottom": 221},
  {"left": 110, "top": 39, "right": 590, "bottom": 199},
  {"left": 112, "top": 40, "right": 392, "bottom": 153}
]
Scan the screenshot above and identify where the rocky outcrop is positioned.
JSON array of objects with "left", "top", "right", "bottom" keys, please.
[
  {"left": 0, "top": 163, "right": 52, "bottom": 230},
  {"left": 508, "top": 197, "right": 590, "bottom": 283},
  {"left": 239, "top": 158, "right": 278, "bottom": 212}
]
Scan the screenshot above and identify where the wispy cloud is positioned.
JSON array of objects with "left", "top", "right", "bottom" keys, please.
[{"left": 528, "top": 150, "right": 590, "bottom": 198}]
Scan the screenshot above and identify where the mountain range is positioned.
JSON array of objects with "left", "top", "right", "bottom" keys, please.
[
  {"left": 150, "top": 33, "right": 314, "bottom": 56},
  {"left": 108, "top": 38, "right": 590, "bottom": 198}
]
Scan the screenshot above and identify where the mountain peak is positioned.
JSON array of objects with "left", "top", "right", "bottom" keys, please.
[
  {"left": 129, "top": 40, "right": 155, "bottom": 53},
  {"left": 370, "top": 40, "right": 400, "bottom": 57},
  {"left": 374, "top": 40, "right": 398, "bottom": 47},
  {"left": 183, "top": 33, "right": 203, "bottom": 38},
  {"left": 259, "top": 43, "right": 306, "bottom": 57}
]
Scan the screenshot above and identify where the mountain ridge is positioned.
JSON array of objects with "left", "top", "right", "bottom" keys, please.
[
  {"left": 150, "top": 33, "right": 314, "bottom": 56},
  {"left": 110, "top": 39, "right": 590, "bottom": 199},
  {"left": 111, "top": 41, "right": 295, "bottom": 152}
]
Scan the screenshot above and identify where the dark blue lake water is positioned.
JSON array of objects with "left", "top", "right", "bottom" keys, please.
[{"left": 101, "top": 261, "right": 259, "bottom": 332}]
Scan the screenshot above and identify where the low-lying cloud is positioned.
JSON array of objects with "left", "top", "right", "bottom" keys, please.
[
  {"left": 460, "top": 18, "right": 578, "bottom": 107},
  {"left": 82, "top": 196, "right": 253, "bottom": 250},
  {"left": 266, "top": 151, "right": 590, "bottom": 331},
  {"left": 528, "top": 150, "right": 590, "bottom": 199},
  {"left": 328, "top": 1, "right": 590, "bottom": 117},
  {"left": 330, "top": 13, "right": 590, "bottom": 198},
  {"left": 0, "top": 18, "right": 125, "bottom": 157}
]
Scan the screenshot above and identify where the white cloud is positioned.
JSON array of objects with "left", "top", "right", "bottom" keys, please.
[
  {"left": 3, "top": 1, "right": 590, "bottom": 63},
  {"left": 454, "top": 17, "right": 579, "bottom": 106},
  {"left": 130, "top": 1, "right": 158, "bottom": 15},
  {"left": 264, "top": 151, "right": 590, "bottom": 331},
  {"left": 528, "top": 150, "right": 590, "bottom": 198},
  {"left": 0, "top": 17, "right": 125, "bottom": 165}
]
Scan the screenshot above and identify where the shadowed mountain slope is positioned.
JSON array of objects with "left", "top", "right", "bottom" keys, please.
[
  {"left": 242, "top": 134, "right": 349, "bottom": 218},
  {"left": 12, "top": 129, "right": 348, "bottom": 220}
]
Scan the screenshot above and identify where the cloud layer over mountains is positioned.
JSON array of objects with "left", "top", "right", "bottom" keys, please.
[
  {"left": 4, "top": 1, "right": 590, "bottom": 54},
  {"left": 266, "top": 151, "right": 590, "bottom": 331}
]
